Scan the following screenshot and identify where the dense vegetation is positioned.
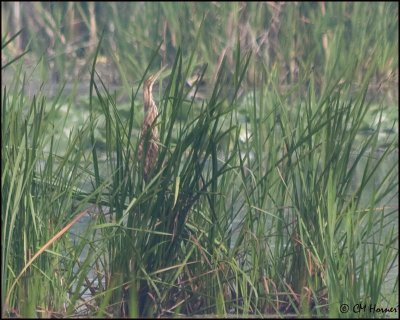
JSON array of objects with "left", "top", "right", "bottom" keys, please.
[{"left": 2, "top": 2, "right": 398, "bottom": 318}]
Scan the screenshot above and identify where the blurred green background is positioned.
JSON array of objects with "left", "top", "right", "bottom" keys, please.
[
  {"left": 1, "top": 2, "right": 398, "bottom": 318},
  {"left": 2, "top": 2, "right": 398, "bottom": 103}
]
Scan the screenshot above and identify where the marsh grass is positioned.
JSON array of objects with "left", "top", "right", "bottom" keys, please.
[
  {"left": 2, "top": 3, "right": 398, "bottom": 318},
  {"left": 2, "top": 3, "right": 398, "bottom": 104}
]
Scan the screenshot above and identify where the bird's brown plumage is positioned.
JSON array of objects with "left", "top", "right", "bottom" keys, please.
[{"left": 137, "top": 69, "right": 164, "bottom": 180}]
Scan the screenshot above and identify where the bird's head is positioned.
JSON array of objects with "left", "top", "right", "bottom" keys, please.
[
  {"left": 144, "top": 66, "right": 167, "bottom": 92},
  {"left": 143, "top": 66, "right": 167, "bottom": 113}
]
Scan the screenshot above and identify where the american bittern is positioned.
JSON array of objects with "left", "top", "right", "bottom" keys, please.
[{"left": 137, "top": 68, "right": 165, "bottom": 180}]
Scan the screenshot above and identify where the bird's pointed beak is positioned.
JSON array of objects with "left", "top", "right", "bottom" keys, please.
[{"left": 148, "top": 65, "right": 168, "bottom": 83}]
